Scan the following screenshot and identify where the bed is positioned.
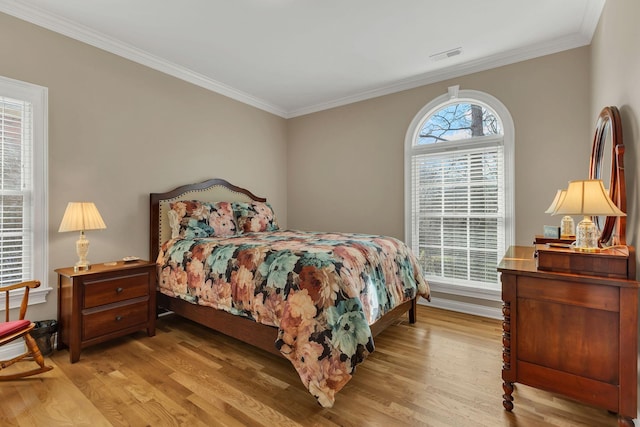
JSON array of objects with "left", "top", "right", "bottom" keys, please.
[{"left": 150, "top": 178, "right": 430, "bottom": 407}]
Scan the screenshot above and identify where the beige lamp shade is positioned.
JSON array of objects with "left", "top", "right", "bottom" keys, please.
[
  {"left": 551, "top": 180, "right": 626, "bottom": 217},
  {"left": 551, "top": 179, "right": 624, "bottom": 251},
  {"left": 58, "top": 202, "right": 107, "bottom": 232},
  {"left": 545, "top": 189, "right": 575, "bottom": 237},
  {"left": 544, "top": 189, "right": 566, "bottom": 214},
  {"left": 58, "top": 202, "right": 106, "bottom": 271}
]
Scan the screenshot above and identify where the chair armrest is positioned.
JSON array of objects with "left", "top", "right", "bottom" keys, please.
[{"left": 1, "top": 280, "right": 40, "bottom": 321}]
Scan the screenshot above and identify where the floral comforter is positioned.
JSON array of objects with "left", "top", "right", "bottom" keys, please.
[{"left": 157, "top": 230, "right": 429, "bottom": 407}]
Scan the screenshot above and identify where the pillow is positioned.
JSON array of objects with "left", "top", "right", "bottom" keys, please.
[
  {"left": 168, "top": 200, "right": 237, "bottom": 239},
  {"left": 232, "top": 201, "right": 279, "bottom": 233},
  {"left": 206, "top": 201, "right": 237, "bottom": 237}
]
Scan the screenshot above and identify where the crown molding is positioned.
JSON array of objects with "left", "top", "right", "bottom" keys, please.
[
  {"left": 287, "top": 32, "right": 595, "bottom": 118},
  {"left": 286, "top": 0, "right": 605, "bottom": 117},
  {"left": 0, "top": 0, "right": 605, "bottom": 119},
  {"left": 0, "top": 1, "right": 288, "bottom": 118},
  {"left": 580, "top": 0, "right": 606, "bottom": 38}
]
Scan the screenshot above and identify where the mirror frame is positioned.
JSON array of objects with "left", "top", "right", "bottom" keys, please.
[{"left": 588, "top": 106, "right": 626, "bottom": 246}]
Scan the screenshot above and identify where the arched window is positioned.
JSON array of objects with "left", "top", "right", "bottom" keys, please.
[{"left": 405, "top": 86, "right": 514, "bottom": 296}]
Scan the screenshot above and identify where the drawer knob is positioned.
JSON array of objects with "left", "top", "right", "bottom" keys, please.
[
  {"left": 116, "top": 287, "right": 124, "bottom": 293},
  {"left": 115, "top": 315, "right": 123, "bottom": 321}
]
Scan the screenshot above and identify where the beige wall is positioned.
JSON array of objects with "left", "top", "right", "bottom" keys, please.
[
  {"left": 590, "top": 0, "right": 640, "bottom": 266},
  {"left": 590, "top": 0, "right": 640, "bottom": 419},
  {"left": 287, "top": 48, "right": 592, "bottom": 244},
  {"left": 0, "top": 13, "right": 288, "bottom": 321}
]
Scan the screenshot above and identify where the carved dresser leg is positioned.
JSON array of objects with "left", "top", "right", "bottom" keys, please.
[
  {"left": 502, "top": 381, "right": 514, "bottom": 411},
  {"left": 502, "top": 301, "right": 514, "bottom": 411}
]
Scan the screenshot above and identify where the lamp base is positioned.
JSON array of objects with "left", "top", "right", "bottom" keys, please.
[
  {"left": 74, "top": 263, "right": 90, "bottom": 272},
  {"left": 561, "top": 216, "right": 575, "bottom": 238},
  {"left": 75, "top": 231, "right": 91, "bottom": 272},
  {"left": 575, "top": 216, "right": 598, "bottom": 252},
  {"left": 572, "top": 246, "right": 600, "bottom": 253}
]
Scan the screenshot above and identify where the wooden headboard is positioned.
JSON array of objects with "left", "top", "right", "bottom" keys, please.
[{"left": 149, "top": 178, "right": 266, "bottom": 262}]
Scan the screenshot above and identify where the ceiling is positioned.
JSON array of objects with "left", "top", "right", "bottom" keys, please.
[{"left": 0, "top": 0, "right": 605, "bottom": 118}]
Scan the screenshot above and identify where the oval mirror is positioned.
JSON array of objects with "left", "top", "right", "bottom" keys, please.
[{"left": 588, "top": 106, "right": 626, "bottom": 246}]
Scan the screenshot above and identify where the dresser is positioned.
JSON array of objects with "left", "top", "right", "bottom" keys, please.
[
  {"left": 56, "top": 260, "right": 156, "bottom": 363},
  {"left": 498, "top": 246, "right": 638, "bottom": 427}
]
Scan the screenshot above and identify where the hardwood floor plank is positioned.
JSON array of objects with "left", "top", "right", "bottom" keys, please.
[
  {"left": 0, "top": 306, "right": 620, "bottom": 426},
  {"left": 170, "top": 370, "right": 301, "bottom": 427},
  {"left": 0, "top": 362, "right": 110, "bottom": 427}
]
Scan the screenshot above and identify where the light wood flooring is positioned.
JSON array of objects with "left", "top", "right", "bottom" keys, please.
[{"left": 0, "top": 305, "right": 620, "bottom": 426}]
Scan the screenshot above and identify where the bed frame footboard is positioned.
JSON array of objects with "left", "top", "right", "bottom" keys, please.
[{"left": 158, "top": 292, "right": 417, "bottom": 356}]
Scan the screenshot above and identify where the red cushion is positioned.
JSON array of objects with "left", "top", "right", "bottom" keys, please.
[{"left": 0, "top": 320, "right": 31, "bottom": 339}]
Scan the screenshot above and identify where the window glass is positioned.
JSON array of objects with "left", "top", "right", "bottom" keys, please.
[{"left": 417, "top": 103, "right": 502, "bottom": 144}]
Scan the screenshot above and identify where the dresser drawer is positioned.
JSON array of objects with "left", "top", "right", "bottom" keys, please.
[
  {"left": 84, "top": 272, "right": 150, "bottom": 309},
  {"left": 82, "top": 300, "right": 149, "bottom": 340}
]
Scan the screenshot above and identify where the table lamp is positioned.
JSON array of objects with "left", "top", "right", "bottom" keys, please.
[
  {"left": 551, "top": 179, "right": 625, "bottom": 251},
  {"left": 58, "top": 202, "right": 107, "bottom": 271},
  {"left": 544, "top": 189, "right": 574, "bottom": 237}
]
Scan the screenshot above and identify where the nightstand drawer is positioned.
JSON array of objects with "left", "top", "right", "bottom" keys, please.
[
  {"left": 82, "top": 300, "right": 149, "bottom": 340},
  {"left": 84, "top": 272, "right": 150, "bottom": 309}
]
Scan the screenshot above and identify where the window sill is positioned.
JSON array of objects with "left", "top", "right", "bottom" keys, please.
[{"left": 0, "top": 286, "right": 53, "bottom": 310}]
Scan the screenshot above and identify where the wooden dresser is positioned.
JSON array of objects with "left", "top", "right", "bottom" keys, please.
[
  {"left": 56, "top": 260, "right": 156, "bottom": 363},
  {"left": 498, "top": 246, "right": 638, "bottom": 427}
]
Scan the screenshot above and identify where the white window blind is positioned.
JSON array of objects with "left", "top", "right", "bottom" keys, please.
[
  {"left": 0, "top": 96, "right": 33, "bottom": 286},
  {"left": 411, "top": 142, "right": 504, "bottom": 290}
]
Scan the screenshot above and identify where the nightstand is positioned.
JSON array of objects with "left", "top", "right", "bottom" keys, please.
[{"left": 55, "top": 260, "right": 156, "bottom": 363}]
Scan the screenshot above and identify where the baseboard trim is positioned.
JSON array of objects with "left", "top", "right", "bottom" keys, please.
[
  {"left": 419, "top": 295, "right": 502, "bottom": 319},
  {"left": 0, "top": 334, "right": 58, "bottom": 361},
  {"left": 0, "top": 341, "right": 25, "bottom": 360}
]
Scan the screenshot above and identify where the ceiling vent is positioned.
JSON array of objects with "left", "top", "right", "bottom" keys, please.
[{"left": 429, "top": 47, "right": 463, "bottom": 61}]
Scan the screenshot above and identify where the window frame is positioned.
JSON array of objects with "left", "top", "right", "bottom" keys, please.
[
  {"left": 0, "top": 75, "right": 49, "bottom": 309},
  {"left": 404, "top": 87, "right": 514, "bottom": 301}
]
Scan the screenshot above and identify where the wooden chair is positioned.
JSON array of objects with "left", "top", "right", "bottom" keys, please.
[{"left": 0, "top": 280, "right": 53, "bottom": 380}]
